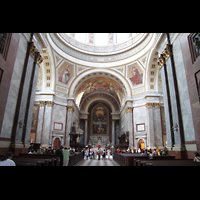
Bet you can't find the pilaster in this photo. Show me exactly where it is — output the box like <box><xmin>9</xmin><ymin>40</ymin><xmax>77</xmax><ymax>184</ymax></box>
<box><xmin>84</xmin><ymin>119</ymin><xmax>88</xmax><ymax>145</ymax></box>
<box><xmin>65</xmin><ymin>106</ymin><xmax>74</xmax><ymax>146</ymax></box>
<box><xmin>35</xmin><ymin>101</ymin><xmax>45</xmax><ymax>143</ymax></box>
<box><xmin>158</xmin><ymin>41</ymin><xmax>186</xmax><ymax>158</ymax></box>
<box><xmin>146</xmin><ymin>103</ymin><xmax>155</xmax><ymax>148</ymax></box>
<box><xmin>41</xmin><ymin>101</ymin><xmax>54</xmax><ymax>146</ymax></box>
<box><xmin>126</xmin><ymin>107</ymin><xmax>133</xmax><ymax>148</ymax></box>
<box><xmin>111</xmin><ymin>120</ymin><xmax>115</xmax><ymax>146</ymax></box>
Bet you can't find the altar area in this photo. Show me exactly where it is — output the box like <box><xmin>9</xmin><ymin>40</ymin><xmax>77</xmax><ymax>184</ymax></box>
<box><xmin>88</xmin><ymin>136</ymin><xmax>110</xmax><ymax>148</ymax></box>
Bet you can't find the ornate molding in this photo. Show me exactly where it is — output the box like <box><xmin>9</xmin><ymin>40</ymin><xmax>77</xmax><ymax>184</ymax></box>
<box><xmin>157</xmin><ymin>54</ymin><xmax>165</xmax><ymax>67</ymax></box>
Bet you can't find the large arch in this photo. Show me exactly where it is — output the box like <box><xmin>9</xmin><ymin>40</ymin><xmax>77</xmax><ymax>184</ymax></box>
<box><xmin>69</xmin><ymin>69</ymin><xmax>132</xmax><ymax>98</ymax></box>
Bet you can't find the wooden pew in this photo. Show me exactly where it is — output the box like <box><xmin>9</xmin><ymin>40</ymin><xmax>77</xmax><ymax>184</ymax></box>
<box><xmin>1</xmin><ymin>152</ymin><xmax>82</xmax><ymax>166</ymax></box>
<box><xmin>134</xmin><ymin>159</ymin><xmax>200</xmax><ymax>166</ymax></box>
<box><xmin>113</xmin><ymin>153</ymin><xmax>175</xmax><ymax>166</ymax></box>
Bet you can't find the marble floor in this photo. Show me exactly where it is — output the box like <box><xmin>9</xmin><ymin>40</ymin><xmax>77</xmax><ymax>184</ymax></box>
<box><xmin>73</xmin><ymin>157</ymin><xmax>120</xmax><ymax>166</ymax></box>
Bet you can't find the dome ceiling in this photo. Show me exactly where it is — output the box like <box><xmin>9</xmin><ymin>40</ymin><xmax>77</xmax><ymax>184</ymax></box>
<box><xmin>49</xmin><ymin>33</ymin><xmax>153</xmax><ymax>64</ymax></box>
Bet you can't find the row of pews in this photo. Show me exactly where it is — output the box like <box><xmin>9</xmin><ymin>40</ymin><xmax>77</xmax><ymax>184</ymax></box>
<box><xmin>0</xmin><ymin>152</ymin><xmax>83</xmax><ymax>166</ymax></box>
<box><xmin>113</xmin><ymin>153</ymin><xmax>200</xmax><ymax>166</ymax></box>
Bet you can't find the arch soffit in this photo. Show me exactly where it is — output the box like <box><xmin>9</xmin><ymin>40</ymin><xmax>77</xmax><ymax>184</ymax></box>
<box><xmin>69</xmin><ymin>69</ymin><xmax>131</xmax><ymax>97</ymax></box>
<box><xmin>145</xmin><ymin>46</ymin><xmax>159</xmax><ymax>91</ymax></box>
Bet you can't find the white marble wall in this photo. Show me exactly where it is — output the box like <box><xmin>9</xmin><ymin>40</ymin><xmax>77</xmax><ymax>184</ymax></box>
<box><xmin>35</xmin><ymin>103</ymin><xmax>45</xmax><ymax>143</ymax></box>
<box><xmin>41</xmin><ymin>103</ymin><xmax>53</xmax><ymax>146</ymax></box>
<box><xmin>1</xmin><ymin>34</ymin><xmax>28</xmax><ymax>138</ymax></box>
<box><xmin>24</xmin><ymin>63</ymin><xmax>40</xmax><ymax>144</ymax></box>
<box><xmin>51</xmin><ymin>104</ymin><xmax>67</xmax><ymax>145</ymax></box>
<box><xmin>172</xmin><ymin>34</ymin><xmax>196</xmax><ymax>142</ymax></box>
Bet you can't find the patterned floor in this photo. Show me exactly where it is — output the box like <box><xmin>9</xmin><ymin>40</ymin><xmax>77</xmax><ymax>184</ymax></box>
<box><xmin>73</xmin><ymin>158</ymin><xmax>120</xmax><ymax>166</ymax></box>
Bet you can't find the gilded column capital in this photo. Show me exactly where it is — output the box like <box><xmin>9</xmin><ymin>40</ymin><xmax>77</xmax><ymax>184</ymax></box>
<box><xmin>112</xmin><ymin>120</ymin><xmax>116</xmax><ymax>123</ymax></box>
<box><xmin>67</xmin><ymin>106</ymin><xmax>74</xmax><ymax>111</ymax></box>
<box><xmin>162</xmin><ymin>44</ymin><xmax>173</xmax><ymax>60</ymax></box>
<box><xmin>47</xmin><ymin>101</ymin><xmax>54</xmax><ymax>107</ymax></box>
<box><xmin>157</xmin><ymin>54</ymin><xmax>165</xmax><ymax>68</ymax></box>
<box><xmin>30</xmin><ymin>42</ymin><xmax>43</xmax><ymax>65</ymax></box>
<box><xmin>146</xmin><ymin>103</ymin><xmax>153</xmax><ymax>108</ymax></box>
<box><xmin>154</xmin><ymin>103</ymin><xmax>160</xmax><ymax>108</ymax></box>
<box><xmin>84</xmin><ymin>119</ymin><xmax>88</xmax><ymax>123</ymax></box>
<box><xmin>36</xmin><ymin>54</ymin><xmax>43</xmax><ymax>65</ymax></box>
<box><xmin>126</xmin><ymin>107</ymin><xmax>133</xmax><ymax>113</ymax></box>
<box><xmin>39</xmin><ymin>101</ymin><xmax>45</xmax><ymax>106</ymax></box>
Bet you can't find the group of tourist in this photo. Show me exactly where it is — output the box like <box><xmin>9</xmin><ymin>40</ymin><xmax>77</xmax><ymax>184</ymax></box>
<box><xmin>84</xmin><ymin>148</ymin><xmax>112</xmax><ymax>160</ymax></box>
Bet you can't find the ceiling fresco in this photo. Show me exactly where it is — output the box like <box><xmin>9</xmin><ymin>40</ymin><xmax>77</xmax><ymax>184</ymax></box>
<box><xmin>75</xmin><ymin>77</ymin><xmax>125</xmax><ymax>105</ymax></box>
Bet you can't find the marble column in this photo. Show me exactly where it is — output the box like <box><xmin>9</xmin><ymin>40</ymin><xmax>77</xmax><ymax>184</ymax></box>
<box><xmin>146</xmin><ymin>103</ymin><xmax>155</xmax><ymax>148</ymax></box>
<box><xmin>84</xmin><ymin>119</ymin><xmax>88</xmax><ymax>145</ymax></box>
<box><xmin>126</xmin><ymin>107</ymin><xmax>133</xmax><ymax>148</ymax></box>
<box><xmin>41</xmin><ymin>101</ymin><xmax>54</xmax><ymax>146</ymax></box>
<box><xmin>159</xmin><ymin>54</ymin><xmax>174</xmax><ymax>149</ymax></box>
<box><xmin>65</xmin><ymin>106</ymin><xmax>74</xmax><ymax>147</ymax></box>
<box><xmin>162</xmin><ymin>44</ymin><xmax>186</xmax><ymax>152</ymax></box>
<box><xmin>111</xmin><ymin>120</ymin><xmax>115</xmax><ymax>147</ymax></box>
<box><xmin>35</xmin><ymin>101</ymin><xmax>45</xmax><ymax>143</ymax></box>
<box><xmin>154</xmin><ymin>103</ymin><xmax>163</xmax><ymax>148</ymax></box>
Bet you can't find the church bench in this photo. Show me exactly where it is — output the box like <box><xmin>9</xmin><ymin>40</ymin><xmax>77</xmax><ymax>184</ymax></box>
<box><xmin>113</xmin><ymin>153</ymin><xmax>175</xmax><ymax>166</ymax></box>
<box><xmin>12</xmin><ymin>156</ymin><xmax>61</xmax><ymax>166</ymax></box>
<box><xmin>134</xmin><ymin>159</ymin><xmax>200</xmax><ymax>166</ymax></box>
<box><xmin>68</xmin><ymin>152</ymin><xmax>83</xmax><ymax>166</ymax></box>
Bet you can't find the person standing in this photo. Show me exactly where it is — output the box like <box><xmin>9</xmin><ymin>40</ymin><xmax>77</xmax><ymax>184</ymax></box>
<box><xmin>107</xmin><ymin>149</ymin><xmax>110</xmax><ymax>160</ymax></box>
<box><xmin>98</xmin><ymin>148</ymin><xmax>101</xmax><ymax>160</ymax></box>
<box><xmin>0</xmin><ymin>152</ymin><xmax>16</xmax><ymax>166</ymax></box>
<box><xmin>63</xmin><ymin>147</ymin><xmax>70</xmax><ymax>166</ymax></box>
<box><xmin>94</xmin><ymin>150</ymin><xmax>97</xmax><ymax>159</ymax></box>
<box><xmin>102</xmin><ymin>149</ymin><xmax>106</xmax><ymax>160</ymax></box>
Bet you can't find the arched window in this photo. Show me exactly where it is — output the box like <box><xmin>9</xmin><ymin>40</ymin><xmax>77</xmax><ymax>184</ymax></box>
<box><xmin>94</xmin><ymin>33</ymin><xmax>108</xmax><ymax>46</ymax></box>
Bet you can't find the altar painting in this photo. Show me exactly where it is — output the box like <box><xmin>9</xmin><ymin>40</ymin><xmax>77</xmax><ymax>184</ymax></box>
<box><xmin>92</xmin><ymin>104</ymin><xmax>108</xmax><ymax>135</ymax></box>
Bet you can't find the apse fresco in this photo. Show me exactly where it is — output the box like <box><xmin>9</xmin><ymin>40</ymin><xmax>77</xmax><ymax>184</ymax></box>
<box><xmin>128</xmin><ymin>64</ymin><xmax>143</xmax><ymax>86</ymax></box>
<box><xmin>75</xmin><ymin>77</ymin><xmax>124</xmax><ymax>99</ymax></box>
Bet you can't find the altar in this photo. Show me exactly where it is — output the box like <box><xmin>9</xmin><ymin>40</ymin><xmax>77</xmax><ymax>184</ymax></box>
<box><xmin>89</xmin><ymin>136</ymin><xmax>110</xmax><ymax>148</ymax></box>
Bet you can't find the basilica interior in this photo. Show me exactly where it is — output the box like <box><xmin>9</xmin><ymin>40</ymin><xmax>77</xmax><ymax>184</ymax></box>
<box><xmin>0</xmin><ymin>33</ymin><xmax>200</xmax><ymax>159</ymax></box>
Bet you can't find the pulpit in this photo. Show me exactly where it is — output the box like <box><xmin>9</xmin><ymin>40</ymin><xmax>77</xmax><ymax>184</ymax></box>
<box><xmin>69</xmin><ymin>123</ymin><xmax>84</xmax><ymax>151</ymax></box>
<box><xmin>115</xmin><ymin>131</ymin><xmax>129</xmax><ymax>151</ymax></box>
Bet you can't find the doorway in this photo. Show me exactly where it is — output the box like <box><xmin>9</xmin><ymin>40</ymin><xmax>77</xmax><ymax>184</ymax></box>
<box><xmin>138</xmin><ymin>139</ymin><xmax>145</xmax><ymax>151</ymax></box>
<box><xmin>54</xmin><ymin>138</ymin><xmax>61</xmax><ymax>149</ymax></box>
